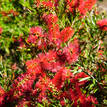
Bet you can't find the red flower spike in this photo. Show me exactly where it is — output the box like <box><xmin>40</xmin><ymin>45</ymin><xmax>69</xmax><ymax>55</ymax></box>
<box><xmin>86</xmin><ymin>96</ymin><xmax>98</xmax><ymax>105</ymax></box>
<box><xmin>78</xmin><ymin>0</ymin><xmax>96</xmax><ymax>16</ymax></box>
<box><xmin>67</xmin><ymin>0</ymin><xmax>79</xmax><ymax>13</ymax></box>
<box><xmin>61</xmin><ymin>27</ymin><xmax>74</xmax><ymax>42</ymax></box>
<box><xmin>0</xmin><ymin>86</ymin><xmax>5</xmax><ymax>107</ymax></box>
<box><xmin>54</xmin><ymin>0</ymin><xmax>60</xmax><ymax>7</ymax></box>
<box><xmin>60</xmin><ymin>99</ymin><xmax>66</xmax><ymax>106</ymax></box>
<box><xmin>42</xmin><ymin>1</ymin><xmax>54</xmax><ymax>9</ymax></box>
<box><xmin>43</xmin><ymin>13</ymin><xmax>58</xmax><ymax>26</ymax></box>
<box><xmin>66</xmin><ymin>0</ymin><xmax>96</xmax><ymax>16</ymax></box>
<box><xmin>30</xmin><ymin>26</ymin><xmax>43</xmax><ymax>35</ymax></box>
<box><xmin>0</xmin><ymin>27</ymin><xmax>3</xmax><ymax>34</ymax></box>
<box><xmin>52</xmin><ymin>68</ymin><xmax>70</xmax><ymax>89</ymax></box>
<box><xmin>0</xmin><ymin>86</ymin><xmax>5</xmax><ymax>105</ymax></box>
<box><xmin>27</xmin><ymin>34</ymin><xmax>38</xmax><ymax>44</ymax></box>
<box><xmin>96</xmin><ymin>19</ymin><xmax>107</xmax><ymax>31</ymax></box>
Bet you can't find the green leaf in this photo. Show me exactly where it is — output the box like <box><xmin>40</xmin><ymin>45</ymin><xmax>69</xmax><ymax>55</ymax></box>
<box><xmin>79</xmin><ymin>77</ymin><xmax>90</xmax><ymax>82</ymax></box>
<box><xmin>19</xmin><ymin>0</ymin><xmax>32</xmax><ymax>10</ymax></box>
<box><xmin>37</xmin><ymin>103</ymin><xmax>44</xmax><ymax>107</ymax></box>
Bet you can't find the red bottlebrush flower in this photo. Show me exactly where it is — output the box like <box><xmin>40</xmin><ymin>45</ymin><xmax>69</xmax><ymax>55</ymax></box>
<box><xmin>5</xmin><ymin>71</ymin><xmax>38</xmax><ymax>103</ymax></box>
<box><xmin>52</xmin><ymin>69</ymin><xmax>64</xmax><ymax>89</ymax></box>
<box><xmin>60</xmin><ymin>100</ymin><xmax>66</xmax><ymax>106</ymax></box>
<box><xmin>68</xmin><ymin>38</ymin><xmax>79</xmax><ymax>52</ymax></box>
<box><xmin>42</xmin><ymin>1</ymin><xmax>54</xmax><ymax>8</ymax></box>
<box><xmin>57</xmin><ymin>38</ymin><xmax>80</xmax><ymax>64</ymax></box>
<box><xmin>26</xmin><ymin>59</ymin><xmax>41</xmax><ymax>73</ymax></box>
<box><xmin>79</xmin><ymin>95</ymin><xmax>86</xmax><ymax>105</ymax></box>
<box><xmin>61</xmin><ymin>27</ymin><xmax>74</xmax><ymax>42</ymax></box>
<box><xmin>37</xmin><ymin>39</ymin><xmax>47</xmax><ymax>50</ymax></box>
<box><xmin>78</xmin><ymin>0</ymin><xmax>96</xmax><ymax>16</ymax></box>
<box><xmin>35</xmin><ymin>74</ymin><xmax>50</xmax><ymax>91</ymax></box>
<box><xmin>69</xmin><ymin>86</ymin><xmax>82</xmax><ymax>102</ymax></box>
<box><xmin>49</xmin><ymin>61</ymin><xmax>61</xmax><ymax>73</ymax></box>
<box><xmin>54</xmin><ymin>0</ymin><xmax>59</xmax><ymax>7</ymax></box>
<box><xmin>0</xmin><ymin>27</ymin><xmax>3</xmax><ymax>34</ymax></box>
<box><xmin>52</xmin><ymin>68</ymin><xmax>70</xmax><ymax>89</ymax></box>
<box><xmin>57</xmin><ymin>40</ymin><xmax>80</xmax><ymax>65</ymax></box>
<box><xmin>37</xmin><ymin>53</ymin><xmax>51</xmax><ymax>71</ymax></box>
<box><xmin>36</xmin><ymin>0</ymin><xmax>41</xmax><ymax>7</ymax></box>
<box><xmin>36</xmin><ymin>0</ymin><xmax>55</xmax><ymax>9</ymax></box>
<box><xmin>43</xmin><ymin>13</ymin><xmax>58</xmax><ymax>26</ymax></box>
<box><xmin>48</xmin><ymin>24</ymin><xmax>61</xmax><ymax>42</ymax></box>
<box><xmin>63</xmin><ymin>47</ymin><xmax>72</xmax><ymax>64</ymax></box>
<box><xmin>45</xmin><ymin>50</ymin><xmax>57</xmax><ymax>61</ymax></box>
<box><xmin>27</xmin><ymin>34</ymin><xmax>38</xmax><ymax>44</ymax></box>
<box><xmin>98</xmin><ymin>50</ymin><xmax>103</xmax><ymax>57</ymax></box>
<box><xmin>70</xmin><ymin>53</ymin><xmax>79</xmax><ymax>62</ymax></box>
<box><xmin>75</xmin><ymin>72</ymin><xmax>89</xmax><ymax>80</ymax></box>
<box><xmin>30</xmin><ymin>26</ymin><xmax>43</xmax><ymax>35</ymax></box>
<box><xmin>37</xmin><ymin>51</ymin><xmax>57</xmax><ymax>71</ymax></box>
<box><xmin>0</xmin><ymin>86</ymin><xmax>5</xmax><ymax>105</ymax></box>
<box><xmin>86</xmin><ymin>96</ymin><xmax>98</xmax><ymax>105</ymax></box>
<box><xmin>68</xmin><ymin>85</ymin><xmax>94</xmax><ymax>106</ymax></box>
<box><xmin>67</xmin><ymin>0</ymin><xmax>79</xmax><ymax>13</ymax></box>
<box><xmin>67</xmin><ymin>0</ymin><xmax>79</xmax><ymax>7</ymax></box>
<box><xmin>96</xmin><ymin>19</ymin><xmax>107</xmax><ymax>31</ymax></box>
<box><xmin>37</xmin><ymin>90</ymin><xmax>48</xmax><ymax>103</ymax></box>
<box><xmin>74</xmin><ymin>72</ymin><xmax>89</xmax><ymax>86</ymax></box>
<box><xmin>85</xmin><ymin>0</ymin><xmax>96</xmax><ymax>11</ymax></box>
<box><xmin>43</xmin><ymin>14</ymin><xmax>61</xmax><ymax>45</ymax></box>
<box><xmin>78</xmin><ymin>1</ymin><xmax>87</xmax><ymax>16</ymax></box>
<box><xmin>0</xmin><ymin>86</ymin><xmax>5</xmax><ymax>96</ymax></box>
<box><xmin>57</xmin><ymin>49</ymin><xmax>68</xmax><ymax>64</ymax></box>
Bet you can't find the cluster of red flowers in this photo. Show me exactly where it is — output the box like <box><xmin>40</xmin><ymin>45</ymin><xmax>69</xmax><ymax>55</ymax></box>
<box><xmin>1</xmin><ymin>0</ymin><xmax>106</xmax><ymax>106</ymax></box>
<box><xmin>0</xmin><ymin>56</ymin><xmax>98</xmax><ymax>106</ymax></box>
<box><xmin>27</xmin><ymin>26</ymin><xmax>46</xmax><ymax>50</ymax></box>
<box><xmin>26</xmin><ymin>13</ymin><xmax>75</xmax><ymax>51</ymax></box>
<box><xmin>66</xmin><ymin>0</ymin><xmax>96</xmax><ymax>16</ymax></box>
<box><xmin>35</xmin><ymin>0</ymin><xmax>96</xmax><ymax>16</ymax></box>
<box><xmin>36</xmin><ymin>0</ymin><xmax>59</xmax><ymax>9</ymax></box>
<box><xmin>0</xmin><ymin>13</ymin><xmax>98</xmax><ymax>106</ymax></box>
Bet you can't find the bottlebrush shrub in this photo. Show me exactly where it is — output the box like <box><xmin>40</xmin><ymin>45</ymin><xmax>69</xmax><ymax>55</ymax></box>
<box><xmin>0</xmin><ymin>0</ymin><xmax>107</xmax><ymax>107</ymax></box>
